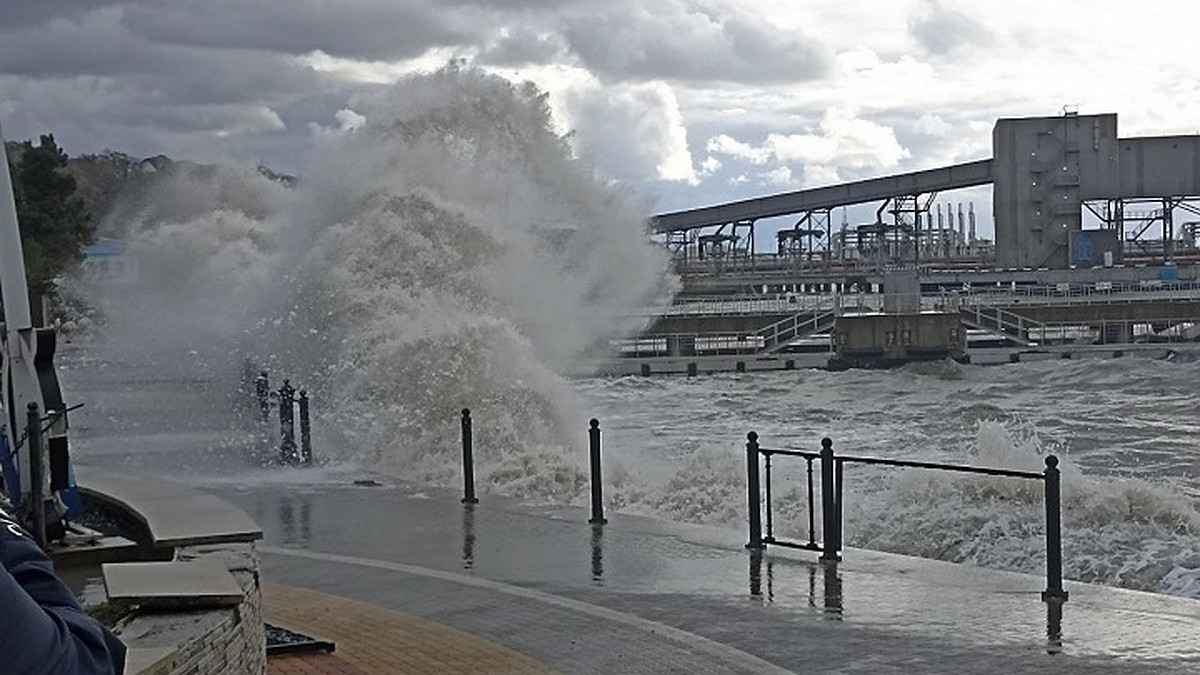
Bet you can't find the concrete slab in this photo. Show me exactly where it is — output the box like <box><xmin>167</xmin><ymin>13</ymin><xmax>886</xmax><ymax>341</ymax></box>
<box><xmin>103</xmin><ymin>560</ymin><xmax>245</xmax><ymax>609</ymax></box>
<box><xmin>122</xmin><ymin>646</ymin><xmax>175</xmax><ymax>675</ymax></box>
<box><xmin>50</xmin><ymin>535</ymin><xmax>139</xmax><ymax>569</ymax></box>
<box><xmin>79</xmin><ymin>467</ymin><xmax>262</xmax><ymax>548</ymax></box>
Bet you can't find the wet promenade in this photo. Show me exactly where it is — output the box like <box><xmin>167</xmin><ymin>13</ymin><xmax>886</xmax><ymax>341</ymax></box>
<box><xmin>61</xmin><ymin>342</ymin><xmax>1200</xmax><ymax>673</ymax></box>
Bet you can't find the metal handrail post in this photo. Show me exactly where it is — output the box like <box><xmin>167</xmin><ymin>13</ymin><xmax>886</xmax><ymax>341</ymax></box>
<box><xmin>745</xmin><ymin>432</ymin><xmax>763</xmax><ymax>549</ymax></box>
<box><xmin>806</xmin><ymin>457</ymin><xmax>816</xmax><ymax>547</ymax></box>
<box><xmin>820</xmin><ymin>437</ymin><xmax>840</xmax><ymax>561</ymax></box>
<box><xmin>1042</xmin><ymin>455</ymin><xmax>1068</xmax><ymax>601</ymax></box>
<box><xmin>763</xmin><ymin>452</ymin><xmax>774</xmax><ymax>541</ymax></box>
<box><xmin>832</xmin><ymin>457</ymin><xmax>844</xmax><ymax>556</ymax></box>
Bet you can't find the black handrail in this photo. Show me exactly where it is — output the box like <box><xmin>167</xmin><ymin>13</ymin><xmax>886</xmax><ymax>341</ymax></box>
<box><xmin>745</xmin><ymin>434</ymin><xmax>1068</xmax><ymax>602</ymax></box>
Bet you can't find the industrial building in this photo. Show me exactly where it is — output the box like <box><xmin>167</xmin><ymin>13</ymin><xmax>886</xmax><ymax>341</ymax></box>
<box><xmin>652</xmin><ymin>111</ymin><xmax>1200</xmax><ymax>272</ymax></box>
<box><xmin>619</xmin><ymin>111</ymin><xmax>1200</xmax><ymax>369</ymax></box>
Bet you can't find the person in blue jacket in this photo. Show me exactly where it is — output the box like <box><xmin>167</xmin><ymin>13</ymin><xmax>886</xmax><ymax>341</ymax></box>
<box><xmin>0</xmin><ymin>504</ymin><xmax>126</xmax><ymax>674</ymax></box>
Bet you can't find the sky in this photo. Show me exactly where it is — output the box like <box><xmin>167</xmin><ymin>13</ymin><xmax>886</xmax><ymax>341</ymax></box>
<box><xmin>3</xmin><ymin>1</ymin><xmax>1200</xmax><ymax>238</ymax></box>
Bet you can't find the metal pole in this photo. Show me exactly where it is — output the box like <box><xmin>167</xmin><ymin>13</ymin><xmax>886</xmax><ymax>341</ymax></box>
<box><xmin>806</xmin><ymin>457</ymin><xmax>816</xmax><ymax>547</ymax></box>
<box><xmin>588</xmin><ymin>419</ymin><xmax>606</xmax><ymax>524</ymax></box>
<box><xmin>461</xmin><ymin>409</ymin><xmax>478</xmax><ymax>504</ymax></box>
<box><xmin>763</xmin><ymin>452</ymin><xmax>774</xmax><ymax>541</ymax></box>
<box><xmin>26</xmin><ymin>402</ymin><xmax>45</xmax><ymax>549</ymax></box>
<box><xmin>298</xmin><ymin>390</ymin><xmax>312</xmax><ymax>465</ymax></box>
<box><xmin>745</xmin><ymin>431</ymin><xmax>763</xmax><ymax>549</ymax></box>
<box><xmin>278</xmin><ymin>380</ymin><xmax>296</xmax><ymax>465</ymax></box>
<box><xmin>820</xmin><ymin>437</ymin><xmax>839</xmax><ymax>561</ymax></box>
<box><xmin>256</xmin><ymin>371</ymin><xmax>270</xmax><ymax>422</ymax></box>
<box><xmin>1042</xmin><ymin>455</ymin><xmax>1069</xmax><ymax>601</ymax></box>
<box><xmin>834</xmin><ymin>458</ymin><xmax>844</xmax><ymax>556</ymax></box>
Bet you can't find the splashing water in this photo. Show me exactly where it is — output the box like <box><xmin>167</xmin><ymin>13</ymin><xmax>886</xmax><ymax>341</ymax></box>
<box><xmin>568</xmin><ymin>364</ymin><xmax>1200</xmax><ymax>600</ymax></box>
<box><xmin>90</xmin><ymin>65</ymin><xmax>676</xmax><ymax>502</ymax></box>
<box><xmin>843</xmin><ymin>421</ymin><xmax>1200</xmax><ymax>595</ymax></box>
<box><xmin>77</xmin><ymin>66</ymin><xmax>1200</xmax><ymax>602</ymax></box>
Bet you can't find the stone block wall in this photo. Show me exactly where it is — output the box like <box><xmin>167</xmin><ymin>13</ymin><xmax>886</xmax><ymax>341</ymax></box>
<box><xmin>115</xmin><ymin>541</ymin><xmax>266</xmax><ymax>675</ymax></box>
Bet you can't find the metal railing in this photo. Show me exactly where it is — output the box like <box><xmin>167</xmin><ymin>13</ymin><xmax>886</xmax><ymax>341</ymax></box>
<box><xmin>758</xmin><ymin>310</ymin><xmax>838</xmax><ymax>352</ymax></box>
<box><xmin>745</xmin><ymin>434</ymin><xmax>1068</xmax><ymax>602</ymax></box>
<box><xmin>960</xmin><ymin>304</ymin><xmax>1045</xmax><ymax>345</ymax></box>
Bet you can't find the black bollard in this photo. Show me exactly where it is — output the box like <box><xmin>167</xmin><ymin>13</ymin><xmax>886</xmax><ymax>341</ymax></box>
<box><xmin>461</xmin><ymin>502</ymin><xmax>476</xmax><ymax>569</ymax></box>
<box><xmin>588</xmin><ymin>419</ymin><xmax>606</xmax><ymax>524</ymax></box>
<box><xmin>298</xmin><ymin>390</ymin><xmax>312</xmax><ymax>465</ymax></box>
<box><xmin>819</xmin><ymin>437</ymin><xmax>840</xmax><ymax>562</ymax></box>
<box><xmin>255</xmin><ymin>371</ymin><xmax>270</xmax><ymax>422</ymax></box>
<box><xmin>279</xmin><ymin>380</ymin><xmax>296</xmax><ymax>465</ymax></box>
<box><xmin>590</xmin><ymin>523</ymin><xmax>605</xmax><ymax>582</ymax></box>
<box><xmin>1041</xmin><ymin>455</ymin><xmax>1069</xmax><ymax>601</ymax></box>
<box><xmin>461</xmin><ymin>409</ymin><xmax>478</xmax><ymax>504</ymax></box>
<box><xmin>745</xmin><ymin>431</ymin><xmax>763</xmax><ymax>549</ymax></box>
<box><xmin>26</xmin><ymin>403</ymin><xmax>46</xmax><ymax>549</ymax></box>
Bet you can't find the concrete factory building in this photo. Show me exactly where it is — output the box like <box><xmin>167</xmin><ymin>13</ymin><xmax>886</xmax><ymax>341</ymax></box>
<box><xmin>653</xmin><ymin>111</ymin><xmax>1200</xmax><ymax>272</ymax></box>
<box><xmin>994</xmin><ymin>113</ymin><xmax>1200</xmax><ymax>268</ymax></box>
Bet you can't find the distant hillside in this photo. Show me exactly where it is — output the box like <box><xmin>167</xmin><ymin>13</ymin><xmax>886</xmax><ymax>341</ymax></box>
<box><xmin>5</xmin><ymin>140</ymin><xmax>294</xmax><ymax>238</ymax></box>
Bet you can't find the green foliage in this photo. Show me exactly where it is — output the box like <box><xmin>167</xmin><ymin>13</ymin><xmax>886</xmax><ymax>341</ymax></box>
<box><xmin>6</xmin><ymin>135</ymin><xmax>94</xmax><ymax>297</ymax></box>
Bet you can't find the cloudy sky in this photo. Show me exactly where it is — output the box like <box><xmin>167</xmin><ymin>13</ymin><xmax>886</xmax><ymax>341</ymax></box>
<box><xmin>3</xmin><ymin>1</ymin><xmax>1200</xmax><ymax>234</ymax></box>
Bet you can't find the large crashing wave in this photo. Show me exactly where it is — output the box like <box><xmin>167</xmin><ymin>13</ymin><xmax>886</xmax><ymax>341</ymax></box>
<box><xmin>96</xmin><ymin>65</ymin><xmax>677</xmax><ymax>501</ymax></box>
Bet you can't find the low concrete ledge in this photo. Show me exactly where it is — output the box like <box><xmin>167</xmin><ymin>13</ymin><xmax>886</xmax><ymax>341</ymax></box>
<box><xmin>103</xmin><ymin>560</ymin><xmax>245</xmax><ymax>610</ymax></box>
<box><xmin>76</xmin><ymin>467</ymin><xmax>262</xmax><ymax>550</ymax></box>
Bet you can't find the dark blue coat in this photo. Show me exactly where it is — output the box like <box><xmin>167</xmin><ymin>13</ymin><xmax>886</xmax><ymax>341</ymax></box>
<box><xmin>0</xmin><ymin>508</ymin><xmax>126</xmax><ymax>674</ymax></box>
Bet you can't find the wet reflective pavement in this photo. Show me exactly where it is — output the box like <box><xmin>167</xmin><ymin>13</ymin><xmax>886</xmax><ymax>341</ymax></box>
<box><xmin>211</xmin><ymin>481</ymin><xmax>1200</xmax><ymax>673</ymax></box>
<box><xmin>61</xmin><ymin>343</ymin><xmax>1200</xmax><ymax>673</ymax></box>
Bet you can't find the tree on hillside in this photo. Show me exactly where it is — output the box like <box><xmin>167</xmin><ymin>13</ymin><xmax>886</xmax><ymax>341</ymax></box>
<box><xmin>6</xmin><ymin>135</ymin><xmax>93</xmax><ymax>322</ymax></box>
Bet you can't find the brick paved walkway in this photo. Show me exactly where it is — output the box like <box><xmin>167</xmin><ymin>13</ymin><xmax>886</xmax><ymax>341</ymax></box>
<box><xmin>264</xmin><ymin>582</ymin><xmax>556</xmax><ymax>674</ymax></box>
<box><xmin>269</xmin><ymin>652</ymin><xmax>369</xmax><ymax>675</ymax></box>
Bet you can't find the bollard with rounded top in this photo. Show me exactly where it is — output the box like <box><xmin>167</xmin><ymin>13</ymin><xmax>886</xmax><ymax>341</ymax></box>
<box><xmin>819</xmin><ymin>437</ymin><xmax>840</xmax><ymax>562</ymax></box>
<box><xmin>278</xmin><ymin>380</ymin><xmax>297</xmax><ymax>464</ymax></box>
<box><xmin>461</xmin><ymin>408</ymin><xmax>478</xmax><ymax>504</ymax></box>
<box><xmin>298</xmin><ymin>390</ymin><xmax>312</xmax><ymax>465</ymax></box>
<box><xmin>745</xmin><ymin>431</ymin><xmax>763</xmax><ymax>549</ymax></box>
<box><xmin>588</xmin><ymin>419</ymin><xmax>606</xmax><ymax>524</ymax></box>
<box><xmin>1041</xmin><ymin>455</ymin><xmax>1068</xmax><ymax>601</ymax></box>
<box><xmin>255</xmin><ymin>371</ymin><xmax>270</xmax><ymax>422</ymax></box>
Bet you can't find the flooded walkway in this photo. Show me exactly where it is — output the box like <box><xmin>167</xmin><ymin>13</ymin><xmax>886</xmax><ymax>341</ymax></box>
<box><xmin>60</xmin><ymin>342</ymin><xmax>1200</xmax><ymax>673</ymax></box>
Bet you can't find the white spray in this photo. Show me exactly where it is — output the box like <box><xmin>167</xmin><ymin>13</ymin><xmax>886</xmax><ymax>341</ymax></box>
<box><xmin>92</xmin><ymin>65</ymin><xmax>678</xmax><ymax>500</ymax></box>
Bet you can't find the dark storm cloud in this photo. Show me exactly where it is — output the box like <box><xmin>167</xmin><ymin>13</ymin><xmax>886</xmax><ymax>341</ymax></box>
<box><xmin>0</xmin><ymin>0</ymin><xmax>837</xmax><ymax>177</ymax></box>
<box><xmin>120</xmin><ymin>0</ymin><xmax>477</xmax><ymax>61</ymax></box>
<box><xmin>908</xmin><ymin>2</ymin><xmax>991</xmax><ymax>55</ymax></box>
<box><xmin>561</xmin><ymin>2</ymin><xmax>828</xmax><ymax>84</ymax></box>
<box><xmin>439</xmin><ymin>0</ymin><xmax>593</xmax><ymax>7</ymax></box>
<box><xmin>479</xmin><ymin>27</ymin><xmax>569</xmax><ymax>67</ymax></box>
<box><xmin>0</xmin><ymin>3</ymin><xmax>362</xmax><ymax>167</ymax></box>
<box><xmin>0</xmin><ymin>9</ymin><xmax>344</xmax><ymax>107</ymax></box>
<box><xmin>0</xmin><ymin>1</ymin><xmax>128</xmax><ymax>28</ymax></box>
